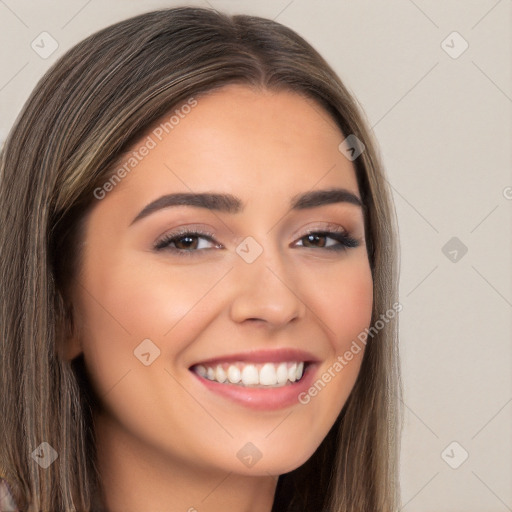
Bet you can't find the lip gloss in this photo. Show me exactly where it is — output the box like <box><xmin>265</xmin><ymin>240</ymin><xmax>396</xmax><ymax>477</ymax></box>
<box><xmin>189</xmin><ymin>362</ymin><xmax>318</xmax><ymax>411</ymax></box>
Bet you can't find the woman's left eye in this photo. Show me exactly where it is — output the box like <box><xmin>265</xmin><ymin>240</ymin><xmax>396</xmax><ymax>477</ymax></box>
<box><xmin>153</xmin><ymin>229</ymin><xmax>360</xmax><ymax>255</ymax></box>
<box><xmin>294</xmin><ymin>230</ymin><xmax>360</xmax><ymax>251</ymax></box>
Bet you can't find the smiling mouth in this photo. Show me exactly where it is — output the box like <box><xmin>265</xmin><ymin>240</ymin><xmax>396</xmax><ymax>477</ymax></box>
<box><xmin>190</xmin><ymin>361</ymin><xmax>310</xmax><ymax>388</ymax></box>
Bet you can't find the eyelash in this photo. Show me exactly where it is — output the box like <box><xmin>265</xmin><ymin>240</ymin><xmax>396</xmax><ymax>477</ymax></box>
<box><xmin>153</xmin><ymin>225</ymin><xmax>360</xmax><ymax>256</ymax></box>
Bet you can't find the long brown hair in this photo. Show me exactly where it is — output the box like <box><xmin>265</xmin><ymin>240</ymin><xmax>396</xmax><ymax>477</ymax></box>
<box><xmin>0</xmin><ymin>7</ymin><xmax>402</xmax><ymax>511</ymax></box>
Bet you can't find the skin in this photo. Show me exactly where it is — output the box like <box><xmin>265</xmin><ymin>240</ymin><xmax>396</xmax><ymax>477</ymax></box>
<box><xmin>65</xmin><ymin>84</ymin><xmax>373</xmax><ymax>512</ymax></box>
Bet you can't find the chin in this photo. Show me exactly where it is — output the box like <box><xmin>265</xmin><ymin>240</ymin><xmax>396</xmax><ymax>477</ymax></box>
<box><xmin>226</xmin><ymin>442</ymin><xmax>320</xmax><ymax>477</ymax></box>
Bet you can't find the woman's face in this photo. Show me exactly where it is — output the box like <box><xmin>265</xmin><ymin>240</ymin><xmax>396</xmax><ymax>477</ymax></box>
<box><xmin>69</xmin><ymin>84</ymin><xmax>373</xmax><ymax>476</ymax></box>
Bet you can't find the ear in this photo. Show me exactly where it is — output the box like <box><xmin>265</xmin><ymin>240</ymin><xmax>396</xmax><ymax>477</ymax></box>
<box><xmin>63</xmin><ymin>311</ymin><xmax>83</xmax><ymax>361</ymax></box>
<box><xmin>55</xmin><ymin>292</ymin><xmax>83</xmax><ymax>361</ymax></box>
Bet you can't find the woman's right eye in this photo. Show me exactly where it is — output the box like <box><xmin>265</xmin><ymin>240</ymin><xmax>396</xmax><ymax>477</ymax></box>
<box><xmin>154</xmin><ymin>230</ymin><xmax>221</xmax><ymax>255</ymax></box>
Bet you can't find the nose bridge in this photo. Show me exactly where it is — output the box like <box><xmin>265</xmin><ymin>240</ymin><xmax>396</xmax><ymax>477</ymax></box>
<box><xmin>229</xmin><ymin>233</ymin><xmax>306</xmax><ymax>326</ymax></box>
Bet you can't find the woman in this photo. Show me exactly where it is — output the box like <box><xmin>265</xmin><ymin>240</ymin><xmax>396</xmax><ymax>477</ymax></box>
<box><xmin>0</xmin><ymin>7</ymin><xmax>402</xmax><ymax>511</ymax></box>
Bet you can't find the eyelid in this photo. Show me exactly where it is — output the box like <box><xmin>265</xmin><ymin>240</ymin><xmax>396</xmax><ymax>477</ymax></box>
<box><xmin>154</xmin><ymin>224</ymin><xmax>216</xmax><ymax>241</ymax></box>
<box><xmin>153</xmin><ymin>221</ymin><xmax>360</xmax><ymax>253</ymax></box>
<box><xmin>153</xmin><ymin>225</ymin><xmax>220</xmax><ymax>251</ymax></box>
<box><xmin>289</xmin><ymin>221</ymin><xmax>353</xmax><ymax>241</ymax></box>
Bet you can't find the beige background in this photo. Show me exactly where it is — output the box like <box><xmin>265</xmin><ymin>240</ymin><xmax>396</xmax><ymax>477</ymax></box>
<box><xmin>1</xmin><ymin>1</ymin><xmax>511</xmax><ymax>510</ymax></box>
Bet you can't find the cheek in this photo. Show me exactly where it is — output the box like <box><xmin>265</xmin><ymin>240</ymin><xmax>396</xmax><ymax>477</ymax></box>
<box><xmin>297</xmin><ymin>257</ymin><xmax>373</xmax><ymax>419</ymax></box>
<box><xmin>310</xmin><ymin>256</ymin><xmax>374</xmax><ymax>351</ymax></box>
<box><xmin>332</xmin><ymin>273</ymin><xmax>373</xmax><ymax>351</ymax></box>
<box><xmin>73</xmin><ymin>253</ymin><xmax>231</xmax><ymax>454</ymax></box>
<box><xmin>113</xmin><ymin>257</ymin><xmax>234</xmax><ymax>343</ymax></box>
<box><xmin>75</xmin><ymin>249</ymin><xmax>232</xmax><ymax>373</ymax></box>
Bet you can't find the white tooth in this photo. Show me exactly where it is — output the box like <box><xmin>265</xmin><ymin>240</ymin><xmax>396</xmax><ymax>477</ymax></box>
<box><xmin>215</xmin><ymin>364</ymin><xmax>227</xmax><ymax>383</ymax></box>
<box><xmin>241</xmin><ymin>364</ymin><xmax>259</xmax><ymax>386</ymax></box>
<box><xmin>206</xmin><ymin>366</ymin><xmax>215</xmax><ymax>380</ymax></box>
<box><xmin>259</xmin><ymin>363</ymin><xmax>277</xmax><ymax>386</ymax></box>
<box><xmin>276</xmin><ymin>363</ymin><xmax>288</xmax><ymax>384</ymax></box>
<box><xmin>227</xmin><ymin>365</ymin><xmax>241</xmax><ymax>384</ymax></box>
<box><xmin>288</xmin><ymin>362</ymin><xmax>297</xmax><ymax>382</ymax></box>
<box><xmin>195</xmin><ymin>365</ymin><xmax>207</xmax><ymax>378</ymax></box>
<box><xmin>296</xmin><ymin>362</ymin><xmax>304</xmax><ymax>380</ymax></box>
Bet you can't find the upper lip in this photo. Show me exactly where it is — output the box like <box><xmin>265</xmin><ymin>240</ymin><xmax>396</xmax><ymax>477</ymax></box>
<box><xmin>189</xmin><ymin>348</ymin><xmax>321</xmax><ymax>367</ymax></box>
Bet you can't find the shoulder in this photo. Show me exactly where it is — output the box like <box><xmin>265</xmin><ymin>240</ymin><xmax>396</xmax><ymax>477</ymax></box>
<box><xmin>0</xmin><ymin>478</ymin><xmax>18</xmax><ymax>512</ymax></box>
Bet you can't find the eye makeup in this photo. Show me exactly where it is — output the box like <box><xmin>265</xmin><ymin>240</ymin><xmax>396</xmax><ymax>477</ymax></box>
<box><xmin>152</xmin><ymin>223</ymin><xmax>360</xmax><ymax>257</ymax></box>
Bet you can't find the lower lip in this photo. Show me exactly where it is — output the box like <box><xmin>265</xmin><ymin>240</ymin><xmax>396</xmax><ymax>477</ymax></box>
<box><xmin>189</xmin><ymin>363</ymin><xmax>318</xmax><ymax>411</ymax></box>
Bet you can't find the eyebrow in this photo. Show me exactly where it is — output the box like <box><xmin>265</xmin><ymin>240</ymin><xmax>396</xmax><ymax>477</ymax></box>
<box><xmin>129</xmin><ymin>187</ymin><xmax>363</xmax><ymax>226</ymax></box>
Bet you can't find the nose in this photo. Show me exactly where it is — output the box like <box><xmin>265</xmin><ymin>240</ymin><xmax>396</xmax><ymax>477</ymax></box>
<box><xmin>229</xmin><ymin>246</ymin><xmax>307</xmax><ymax>328</ymax></box>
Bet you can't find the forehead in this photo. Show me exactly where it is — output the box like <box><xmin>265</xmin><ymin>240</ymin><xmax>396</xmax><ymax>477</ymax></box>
<box><xmin>103</xmin><ymin>84</ymin><xmax>360</xmax><ymax>207</ymax></box>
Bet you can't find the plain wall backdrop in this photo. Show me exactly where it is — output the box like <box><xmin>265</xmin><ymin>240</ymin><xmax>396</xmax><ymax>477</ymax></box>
<box><xmin>1</xmin><ymin>1</ymin><xmax>511</xmax><ymax>510</ymax></box>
